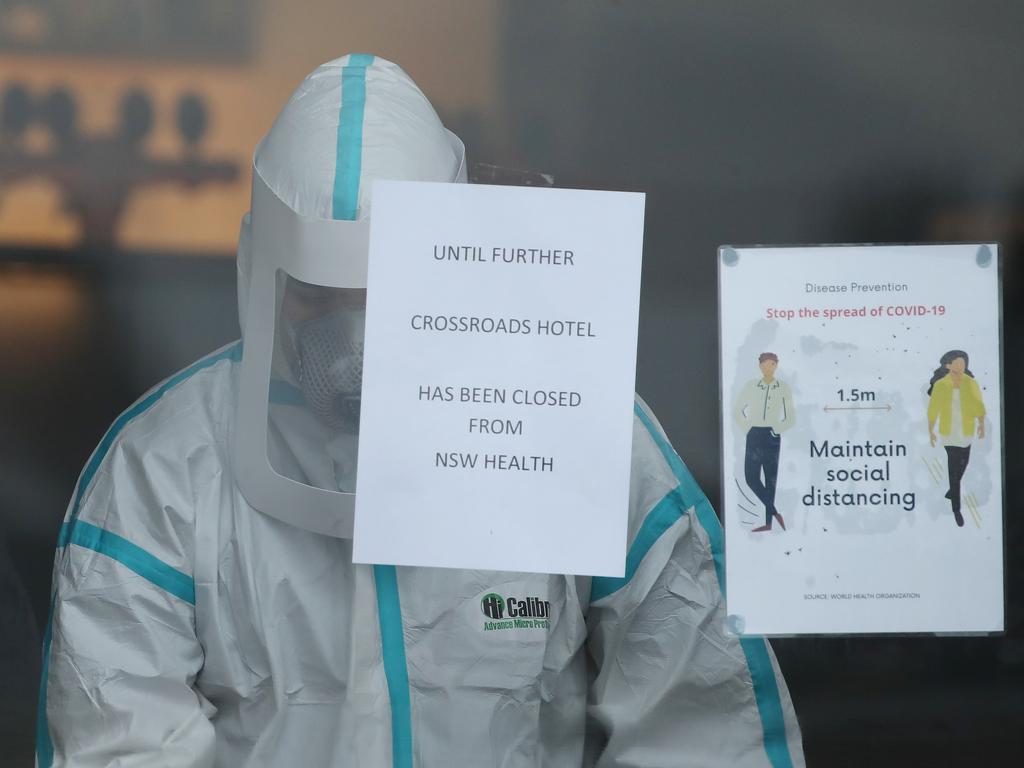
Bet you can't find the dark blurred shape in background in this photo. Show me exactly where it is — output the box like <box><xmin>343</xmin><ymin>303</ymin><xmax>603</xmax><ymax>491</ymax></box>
<box><xmin>177</xmin><ymin>92</ymin><xmax>208</xmax><ymax>148</ymax></box>
<box><xmin>1</xmin><ymin>80</ymin><xmax>32</xmax><ymax>135</ymax></box>
<box><xmin>0</xmin><ymin>81</ymin><xmax>238</xmax><ymax>248</ymax></box>
<box><xmin>1</xmin><ymin>1</ymin><xmax>1022</xmax><ymax>766</ymax></box>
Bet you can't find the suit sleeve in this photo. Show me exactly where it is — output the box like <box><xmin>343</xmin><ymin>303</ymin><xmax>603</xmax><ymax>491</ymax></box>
<box><xmin>37</xmin><ymin>423</ymin><xmax>215</xmax><ymax>767</ymax></box>
<box><xmin>585</xmin><ymin>403</ymin><xmax>804</xmax><ymax>768</ymax></box>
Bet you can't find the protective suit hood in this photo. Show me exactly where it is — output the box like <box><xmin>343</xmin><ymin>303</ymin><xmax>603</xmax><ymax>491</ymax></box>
<box><xmin>237</xmin><ymin>53</ymin><xmax>466</xmax><ymax>335</ymax></box>
<box><xmin>234</xmin><ymin>54</ymin><xmax>466</xmax><ymax>537</ymax></box>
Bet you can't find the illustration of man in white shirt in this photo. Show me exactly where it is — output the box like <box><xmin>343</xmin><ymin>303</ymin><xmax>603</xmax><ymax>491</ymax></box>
<box><xmin>733</xmin><ymin>352</ymin><xmax>796</xmax><ymax>532</ymax></box>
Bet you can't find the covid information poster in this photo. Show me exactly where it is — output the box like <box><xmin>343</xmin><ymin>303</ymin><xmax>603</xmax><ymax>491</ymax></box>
<box><xmin>719</xmin><ymin>244</ymin><xmax>1003</xmax><ymax>635</ymax></box>
<box><xmin>354</xmin><ymin>181</ymin><xmax>645</xmax><ymax>576</ymax></box>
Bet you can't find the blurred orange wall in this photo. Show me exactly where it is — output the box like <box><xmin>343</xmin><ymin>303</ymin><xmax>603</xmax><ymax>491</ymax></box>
<box><xmin>0</xmin><ymin>0</ymin><xmax>500</xmax><ymax>253</ymax></box>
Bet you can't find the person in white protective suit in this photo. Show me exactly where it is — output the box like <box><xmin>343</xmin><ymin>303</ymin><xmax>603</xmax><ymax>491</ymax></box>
<box><xmin>37</xmin><ymin>54</ymin><xmax>805</xmax><ymax>767</ymax></box>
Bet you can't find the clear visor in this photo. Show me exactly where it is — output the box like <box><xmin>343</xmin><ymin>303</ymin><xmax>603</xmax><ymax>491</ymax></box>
<box><xmin>267</xmin><ymin>271</ymin><xmax>366</xmax><ymax>494</ymax></box>
<box><xmin>234</xmin><ymin>138</ymin><xmax>466</xmax><ymax>538</ymax></box>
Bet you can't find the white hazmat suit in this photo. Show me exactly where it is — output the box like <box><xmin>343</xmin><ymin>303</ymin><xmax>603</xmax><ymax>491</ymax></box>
<box><xmin>37</xmin><ymin>54</ymin><xmax>804</xmax><ymax>767</ymax></box>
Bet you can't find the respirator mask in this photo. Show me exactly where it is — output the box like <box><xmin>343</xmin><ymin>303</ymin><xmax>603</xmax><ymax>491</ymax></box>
<box><xmin>286</xmin><ymin>304</ymin><xmax>366</xmax><ymax>432</ymax></box>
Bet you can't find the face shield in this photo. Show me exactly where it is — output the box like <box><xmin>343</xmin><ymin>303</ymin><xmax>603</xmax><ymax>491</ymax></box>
<box><xmin>235</xmin><ymin>133</ymin><xmax>465</xmax><ymax>537</ymax></box>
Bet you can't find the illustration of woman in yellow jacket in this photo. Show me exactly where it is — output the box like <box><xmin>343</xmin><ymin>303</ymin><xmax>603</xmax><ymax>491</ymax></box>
<box><xmin>926</xmin><ymin>350</ymin><xmax>986</xmax><ymax>527</ymax></box>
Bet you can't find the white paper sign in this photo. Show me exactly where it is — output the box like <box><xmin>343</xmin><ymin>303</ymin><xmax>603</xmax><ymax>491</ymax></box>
<box><xmin>719</xmin><ymin>244</ymin><xmax>1004</xmax><ymax>635</ymax></box>
<box><xmin>354</xmin><ymin>181</ymin><xmax>645</xmax><ymax>575</ymax></box>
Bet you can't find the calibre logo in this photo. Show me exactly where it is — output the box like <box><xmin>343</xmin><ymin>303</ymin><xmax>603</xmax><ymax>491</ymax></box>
<box><xmin>481</xmin><ymin>593</ymin><xmax>505</xmax><ymax>619</ymax></box>
<box><xmin>479</xmin><ymin>591</ymin><xmax>553</xmax><ymax>632</ymax></box>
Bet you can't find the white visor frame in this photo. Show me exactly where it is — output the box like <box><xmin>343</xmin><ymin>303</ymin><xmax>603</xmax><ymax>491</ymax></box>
<box><xmin>234</xmin><ymin>131</ymin><xmax>466</xmax><ymax>538</ymax></box>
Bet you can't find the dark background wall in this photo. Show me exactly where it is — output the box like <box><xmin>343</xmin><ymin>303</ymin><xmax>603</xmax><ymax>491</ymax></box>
<box><xmin>497</xmin><ymin>3</ymin><xmax>1024</xmax><ymax>765</ymax></box>
<box><xmin>2</xmin><ymin>2</ymin><xmax>1022</xmax><ymax>765</ymax></box>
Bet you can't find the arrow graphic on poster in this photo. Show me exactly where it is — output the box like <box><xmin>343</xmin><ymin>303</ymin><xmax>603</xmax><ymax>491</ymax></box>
<box><xmin>823</xmin><ymin>404</ymin><xmax>893</xmax><ymax>412</ymax></box>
